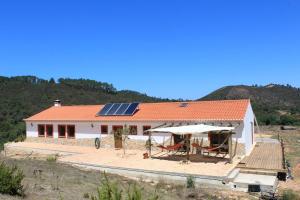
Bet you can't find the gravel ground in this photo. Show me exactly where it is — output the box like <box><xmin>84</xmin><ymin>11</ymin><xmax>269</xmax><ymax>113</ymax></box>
<box><xmin>0</xmin><ymin>155</ymin><xmax>253</xmax><ymax>200</ymax></box>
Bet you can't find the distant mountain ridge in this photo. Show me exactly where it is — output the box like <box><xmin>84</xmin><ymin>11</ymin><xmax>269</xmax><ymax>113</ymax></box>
<box><xmin>200</xmin><ymin>84</ymin><xmax>300</xmax><ymax>125</ymax></box>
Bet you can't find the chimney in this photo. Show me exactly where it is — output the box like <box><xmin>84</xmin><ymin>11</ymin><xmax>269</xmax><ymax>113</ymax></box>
<box><xmin>54</xmin><ymin>99</ymin><xmax>61</xmax><ymax>107</ymax></box>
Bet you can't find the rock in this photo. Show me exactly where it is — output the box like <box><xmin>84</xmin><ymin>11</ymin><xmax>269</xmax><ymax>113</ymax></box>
<box><xmin>281</xmin><ymin>126</ymin><xmax>297</xmax><ymax>130</ymax></box>
<box><xmin>186</xmin><ymin>192</ymin><xmax>197</xmax><ymax>198</ymax></box>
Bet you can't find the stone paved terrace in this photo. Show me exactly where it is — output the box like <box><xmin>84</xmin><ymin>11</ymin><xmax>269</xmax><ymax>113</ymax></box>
<box><xmin>4</xmin><ymin>142</ymin><xmax>240</xmax><ymax>177</ymax></box>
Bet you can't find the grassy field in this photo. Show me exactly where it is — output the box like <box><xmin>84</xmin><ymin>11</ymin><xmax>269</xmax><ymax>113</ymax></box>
<box><xmin>0</xmin><ymin>155</ymin><xmax>253</xmax><ymax>200</ymax></box>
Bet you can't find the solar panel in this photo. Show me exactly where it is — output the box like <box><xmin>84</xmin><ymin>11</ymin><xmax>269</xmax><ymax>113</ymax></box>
<box><xmin>97</xmin><ymin>103</ymin><xmax>113</xmax><ymax>116</ymax></box>
<box><xmin>106</xmin><ymin>103</ymin><xmax>122</xmax><ymax>115</ymax></box>
<box><xmin>124</xmin><ymin>102</ymin><xmax>139</xmax><ymax>115</ymax></box>
<box><xmin>115</xmin><ymin>103</ymin><xmax>130</xmax><ymax>115</ymax></box>
<box><xmin>98</xmin><ymin>102</ymin><xmax>139</xmax><ymax>116</ymax></box>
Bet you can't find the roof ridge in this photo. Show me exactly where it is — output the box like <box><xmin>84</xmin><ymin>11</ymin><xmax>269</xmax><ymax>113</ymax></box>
<box><xmin>52</xmin><ymin>99</ymin><xmax>250</xmax><ymax>107</ymax></box>
<box><xmin>59</xmin><ymin>105</ymin><xmax>102</xmax><ymax>107</ymax></box>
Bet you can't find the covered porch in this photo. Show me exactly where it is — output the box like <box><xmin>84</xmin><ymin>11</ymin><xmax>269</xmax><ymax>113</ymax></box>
<box><xmin>146</xmin><ymin>124</ymin><xmax>236</xmax><ymax>163</ymax></box>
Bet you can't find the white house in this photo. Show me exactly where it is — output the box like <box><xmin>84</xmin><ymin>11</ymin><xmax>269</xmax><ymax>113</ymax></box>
<box><xmin>24</xmin><ymin>99</ymin><xmax>256</xmax><ymax>155</ymax></box>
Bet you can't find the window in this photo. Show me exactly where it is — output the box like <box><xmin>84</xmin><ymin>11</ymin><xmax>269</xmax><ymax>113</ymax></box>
<box><xmin>112</xmin><ymin>126</ymin><xmax>123</xmax><ymax>132</ymax></box>
<box><xmin>38</xmin><ymin>124</ymin><xmax>45</xmax><ymax>137</ymax></box>
<box><xmin>101</xmin><ymin>125</ymin><xmax>108</xmax><ymax>134</ymax></box>
<box><xmin>143</xmin><ymin>126</ymin><xmax>151</xmax><ymax>135</ymax></box>
<box><xmin>58</xmin><ymin>125</ymin><xmax>66</xmax><ymax>138</ymax></box>
<box><xmin>129</xmin><ymin>125</ymin><xmax>137</xmax><ymax>135</ymax></box>
<box><xmin>46</xmin><ymin>125</ymin><xmax>53</xmax><ymax>137</ymax></box>
<box><xmin>67</xmin><ymin>125</ymin><xmax>75</xmax><ymax>138</ymax></box>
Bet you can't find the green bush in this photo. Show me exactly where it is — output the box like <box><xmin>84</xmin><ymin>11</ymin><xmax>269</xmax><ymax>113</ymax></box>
<box><xmin>127</xmin><ymin>184</ymin><xmax>142</xmax><ymax>200</ymax></box>
<box><xmin>90</xmin><ymin>172</ymin><xmax>159</xmax><ymax>200</ymax></box>
<box><xmin>0</xmin><ymin>162</ymin><xmax>24</xmax><ymax>196</ymax></box>
<box><xmin>282</xmin><ymin>190</ymin><xmax>300</xmax><ymax>200</ymax></box>
<box><xmin>14</xmin><ymin>134</ymin><xmax>26</xmax><ymax>143</ymax></box>
<box><xmin>91</xmin><ymin>172</ymin><xmax>122</xmax><ymax>200</ymax></box>
<box><xmin>186</xmin><ymin>176</ymin><xmax>195</xmax><ymax>189</ymax></box>
<box><xmin>280</xmin><ymin>115</ymin><xmax>300</xmax><ymax>126</ymax></box>
<box><xmin>46</xmin><ymin>154</ymin><xmax>58</xmax><ymax>162</ymax></box>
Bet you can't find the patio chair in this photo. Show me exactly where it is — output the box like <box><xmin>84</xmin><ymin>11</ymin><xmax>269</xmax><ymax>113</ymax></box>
<box><xmin>192</xmin><ymin>134</ymin><xmax>230</xmax><ymax>157</ymax></box>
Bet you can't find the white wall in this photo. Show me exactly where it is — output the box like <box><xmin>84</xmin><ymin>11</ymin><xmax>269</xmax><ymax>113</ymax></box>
<box><xmin>242</xmin><ymin>103</ymin><xmax>255</xmax><ymax>155</ymax></box>
<box><xmin>26</xmin><ymin>120</ymin><xmax>246</xmax><ymax>144</ymax></box>
<box><xmin>26</xmin><ymin>122</ymin><xmax>39</xmax><ymax>137</ymax></box>
<box><xmin>26</xmin><ymin>118</ymin><xmax>254</xmax><ymax>156</ymax></box>
<box><xmin>26</xmin><ymin>121</ymin><xmax>101</xmax><ymax>139</ymax></box>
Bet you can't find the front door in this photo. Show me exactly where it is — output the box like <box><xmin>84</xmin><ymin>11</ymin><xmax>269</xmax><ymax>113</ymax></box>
<box><xmin>113</xmin><ymin>126</ymin><xmax>123</xmax><ymax>149</ymax></box>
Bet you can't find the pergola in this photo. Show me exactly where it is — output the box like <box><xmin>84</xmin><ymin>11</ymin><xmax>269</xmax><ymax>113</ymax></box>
<box><xmin>146</xmin><ymin>124</ymin><xmax>236</xmax><ymax>163</ymax></box>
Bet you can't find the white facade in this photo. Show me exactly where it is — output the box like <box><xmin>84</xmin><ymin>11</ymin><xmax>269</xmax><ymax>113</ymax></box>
<box><xmin>25</xmin><ymin>102</ymin><xmax>255</xmax><ymax>155</ymax></box>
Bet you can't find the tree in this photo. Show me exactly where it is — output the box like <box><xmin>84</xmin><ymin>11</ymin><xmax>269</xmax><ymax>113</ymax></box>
<box><xmin>121</xmin><ymin>125</ymin><xmax>130</xmax><ymax>157</ymax></box>
<box><xmin>49</xmin><ymin>78</ymin><xmax>55</xmax><ymax>84</ymax></box>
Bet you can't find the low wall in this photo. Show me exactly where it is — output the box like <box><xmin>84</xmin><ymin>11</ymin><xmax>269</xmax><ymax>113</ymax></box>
<box><xmin>25</xmin><ymin>136</ymin><xmax>151</xmax><ymax>151</ymax></box>
<box><xmin>26</xmin><ymin>137</ymin><xmax>95</xmax><ymax>147</ymax></box>
<box><xmin>25</xmin><ymin>136</ymin><xmax>245</xmax><ymax>155</ymax></box>
<box><xmin>101</xmin><ymin>135</ymin><xmax>148</xmax><ymax>150</ymax></box>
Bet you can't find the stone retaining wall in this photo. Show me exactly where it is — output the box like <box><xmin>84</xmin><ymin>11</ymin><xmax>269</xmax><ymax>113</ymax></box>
<box><xmin>25</xmin><ymin>136</ymin><xmax>245</xmax><ymax>155</ymax></box>
<box><xmin>101</xmin><ymin>135</ymin><xmax>148</xmax><ymax>150</ymax></box>
<box><xmin>26</xmin><ymin>137</ymin><xmax>95</xmax><ymax>147</ymax></box>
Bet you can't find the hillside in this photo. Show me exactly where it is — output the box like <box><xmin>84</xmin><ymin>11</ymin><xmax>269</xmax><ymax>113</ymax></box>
<box><xmin>0</xmin><ymin>76</ymin><xmax>171</xmax><ymax>148</ymax></box>
<box><xmin>201</xmin><ymin>84</ymin><xmax>300</xmax><ymax>125</ymax></box>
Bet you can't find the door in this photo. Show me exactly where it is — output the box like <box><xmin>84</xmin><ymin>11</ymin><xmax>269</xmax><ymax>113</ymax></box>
<box><xmin>113</xmin><ymin>126</ymin><xmax>123</xmax><ymax>149</ymax></box>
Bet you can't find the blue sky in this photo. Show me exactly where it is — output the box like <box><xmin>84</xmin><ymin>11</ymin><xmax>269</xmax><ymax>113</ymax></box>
<box><xmin>0</xmin><ymin>0</ymin><xmax>300</xmax><ymax>99</ymax></box>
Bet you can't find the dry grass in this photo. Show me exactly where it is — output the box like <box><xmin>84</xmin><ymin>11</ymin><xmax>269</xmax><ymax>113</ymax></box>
<box><xmin>0</xmin><ymin>155</ymin><xmax>253</xmax><ymax>200</ymax></box>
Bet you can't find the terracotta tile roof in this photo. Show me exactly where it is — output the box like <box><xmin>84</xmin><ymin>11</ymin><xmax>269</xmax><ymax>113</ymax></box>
<box><xmin>24</xmin><ymin>99</ymin><xmax>250</xmax><ymax>122</ymax></box>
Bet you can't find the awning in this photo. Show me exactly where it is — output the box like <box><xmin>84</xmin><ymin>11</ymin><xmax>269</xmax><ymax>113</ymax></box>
<box><xmin>146</xmin><ymin>124</ymin><xmax>235</xmax><ymax>136</ymax></box>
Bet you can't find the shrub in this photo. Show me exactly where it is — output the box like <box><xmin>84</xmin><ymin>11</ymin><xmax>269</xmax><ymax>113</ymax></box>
<box><xmin>83</xmin><ymin>192</ymin><xmax>90</xmax><ymax>199</ymax></box>
<box><xmin>91</xmin><ymin>172</ymin><xmax>122</xmax><ymax>200</ymax></box>
<box><xmin>0</xmin><ymin>162</ymin><xmax>24</xmax><ymax>196</ymax></box>
<box><xmin>148</xmin><ymin>192</ymin><xmax>159</xmax><ymax>200</ymax></box>
<box><xmin>46</xmin><ymin>155</ymin><xmax>58</xmax><ymax>162</ymax></box>
<box><xmin>14</xmin><ymin>134</ymin><xmax>25</xmax><ymax>143</ymax></box>
<box><xmin>127</xmin><ymin>184</ymin><xmax>142</xmax><ymax>200</ymax></box>
<box><xmin>90</xmin><ymin>172</ymin><xmax>159</xmax><ymax>200</ymax></box>
<box><xmin>282</xmin><ymin>190</ymin><xmax>300</xmax><ymax>200</ymax></box>
<box><xmin>186</xmin><ymin>176</ymin><xmax>195</xmax><ymax>189</ymax></box>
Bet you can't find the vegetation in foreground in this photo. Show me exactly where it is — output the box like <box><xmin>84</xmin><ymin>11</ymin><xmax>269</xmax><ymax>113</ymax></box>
<box><xmin>282</xmin><ymin>190</ymin><xmax>300</xmax><ymax>200</ymax></box>
<box><xmin>0</xmin><ymin>155</ymin><xmax>255</xmax><ymax>200</ymax></box>
<box><xmin>0</xmin><ymin>162</ymin><xmax>24</xmax><ymax>196</ymax></box>
<box><xmin>90</xmin><ymin>172</ymin><xmax>159</xmax><ymax>200</ymax></box>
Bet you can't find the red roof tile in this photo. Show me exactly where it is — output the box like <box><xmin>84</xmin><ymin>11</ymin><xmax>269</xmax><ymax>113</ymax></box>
<box><xmin>24</xmin><ymin>99</ymin><xmax>250</xmax><ymax>122</ymax></box>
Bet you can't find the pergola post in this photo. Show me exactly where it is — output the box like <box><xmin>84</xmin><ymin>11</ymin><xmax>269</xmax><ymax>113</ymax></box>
<box><xmin>186</xmin><ymin>134</ymin><xmax>191</xmax><ymax>161</ymax></box>
<box><xmin>228</xmin><ymin>132</ymin><xmax>233</xmax><ymax>163</ymax></box>
<box><xmin>148</xmin><ymin>132</ymin><xmax>152</xmax><ymax>158</ymax></box>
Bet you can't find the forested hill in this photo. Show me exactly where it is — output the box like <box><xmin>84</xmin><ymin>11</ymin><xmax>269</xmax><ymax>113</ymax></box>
<box><xmin>0</xmin><ymin>76</ymin><xmax>171</xmax><ymax>148</ymax></box>
<box><xmin>201</xmin><ymin>84</ymin><xmax>300</xmax><ymax>125</ymax></box>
